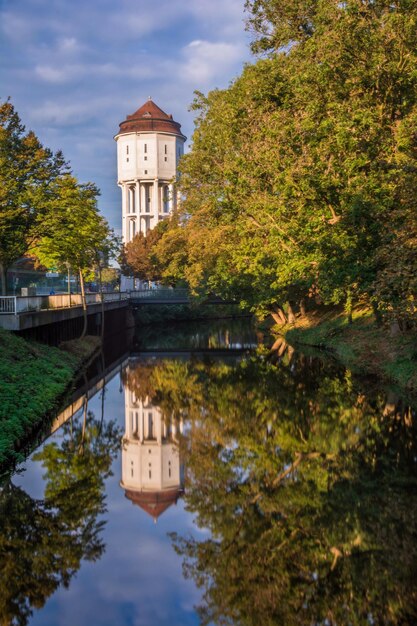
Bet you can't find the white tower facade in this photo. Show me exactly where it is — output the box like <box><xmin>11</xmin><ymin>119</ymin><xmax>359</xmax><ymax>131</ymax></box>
<box><xmin>115</xmin><ymin>99</ymin><xmax>186</xmax><ymax>245</ymax></box>
<box><xmin>120</xmin><ymin>365</ymin><xmax>184</xmax><ymax>521</ymax></box>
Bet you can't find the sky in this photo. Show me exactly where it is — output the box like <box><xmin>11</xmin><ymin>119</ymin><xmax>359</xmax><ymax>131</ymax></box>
<box><xmin>0</xmin><ymin>0</ymin><xmax>253</xmax><ymax>236</ymax></box>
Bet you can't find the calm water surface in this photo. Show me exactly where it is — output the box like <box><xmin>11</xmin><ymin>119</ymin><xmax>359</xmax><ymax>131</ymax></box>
<box><xmin>2</xmin><ymin>319</ymin><xmax>417</xmax><ymax>625</ymax></box>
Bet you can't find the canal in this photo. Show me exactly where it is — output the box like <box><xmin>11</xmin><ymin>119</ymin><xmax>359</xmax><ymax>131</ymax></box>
<box><xmin>1</xmin><ymin>318</ymin><xmax>417</xmax><ymax>625</ymax></box>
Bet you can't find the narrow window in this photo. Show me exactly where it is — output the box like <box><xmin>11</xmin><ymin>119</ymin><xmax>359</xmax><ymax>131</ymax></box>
<box><xmin>144</xmin><ymin>143</ymin><xmax>147</xmax><ymax>153</ymax></box>
<box><xmin>148</xmin><ymin>412</ymin><xmax>153</xmax><ymax>438</ymax></box>
<box><xmin>126</xmin><ymin>158</ymin><xmax>129</xmax><ymax>162</ymax></box>
<box><xmin>169</xmin><ymin>468</ymin><xmax>171</xmax><ymax>478</ymax></box>
<box><xmin>149</xmin><ymin>470</ymin><xmax>152</xmax><ymax>479</ymax></box>
<box><xmin>144</xmin><ymin>169</ymin><xmax>148</xmax><ymax>174</ymax></box>
<box><xmin>126</xmin><ymin>146</ymin><xmax>129</xmax><ymax>155</ymax></box>
<box><xmin>164</xmin><ymin>145</ymin><xmax>167</xmax><ymax>154</ymax></box>
<box><xmin>164</xmin><ymin>157</ymin><xmax>167</xmax><ymax>162</ymax></box>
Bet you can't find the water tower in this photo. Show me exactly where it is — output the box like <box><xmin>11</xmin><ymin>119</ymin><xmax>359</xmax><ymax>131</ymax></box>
<box><xmin>115</xmin><ymin>98</ymin><xmax>186</xmax><ymax>245</ymax></box>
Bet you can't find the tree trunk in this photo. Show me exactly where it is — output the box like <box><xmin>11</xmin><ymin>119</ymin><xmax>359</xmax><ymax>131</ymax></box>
<box><xmin>299</xmin><ymin>298</ymin><xmax>306</xmax><ymax>317</ymax></box>
<box><xmin>98</xmin><ymin>265</ymin><xmax>105</xmax><ymax>339</ymax></box>
<box><xmin>79</xmin><ymin>269</ymin><xmax>88</xmax><ymax>339</ymax></box>
<box><xmin>345</xmin><ymin>289</ymin><xmax>353</xmax><ymax>324</ymax></box>
<box><xmin>99</xmin><ymin>350</ymin><xmax>106</xmax><ymax>437</ymax></box>
<box><xmin>383</xmin><ymin>391</ymin><xmax>398</xmax><ymax>417</ymax></box>
<box><xmin>0</xmin><ymin>263</ymin><xmax>7</xmax><ymax>295</ymax></box>
<box><xmin>286</xmin><ymin>302</ymin><xmax>296</xmax><ymax>325</ymax></box>
<box><xmin>390</xmin><ymin>319</ymin><xmax>401</xmax><ymax>337</ymax></box>
<box><xmin>371</xmin><ymin>300</ymin><xmax>382</xmax><ymax>327</ymax></box>
<box><xmin>271</xmin><ymin>306</ymin><xmax>287</xmax><ymax>326</ymax></box>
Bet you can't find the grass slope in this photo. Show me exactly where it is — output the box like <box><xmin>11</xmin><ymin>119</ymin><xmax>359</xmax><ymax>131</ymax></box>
<box><xmin>283</xmin><ymin>307</ymin><xmax>417</xmax><ymax>394</ymax></box>
<box><xmin>0</xmin><ymin>329</ymin><xmax>99</xmax><ymax>470</ymax></box>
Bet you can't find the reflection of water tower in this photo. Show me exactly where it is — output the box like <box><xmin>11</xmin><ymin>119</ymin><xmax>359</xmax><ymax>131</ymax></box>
<box><xmin>120</xmin><ymin>382</ymin><xmax>184</xmax><ymax>522</ymax></box>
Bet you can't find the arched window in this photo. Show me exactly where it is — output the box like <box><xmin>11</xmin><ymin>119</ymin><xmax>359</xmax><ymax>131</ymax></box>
<box><xmin>129</xmin><ymin>186</ymin><xmax>136</xmax><ymax>213</ymax></box>
<box><xmin>129</xmin><ymin>219</ymin><xmax>136</xmax><ymax>240</ymax></box>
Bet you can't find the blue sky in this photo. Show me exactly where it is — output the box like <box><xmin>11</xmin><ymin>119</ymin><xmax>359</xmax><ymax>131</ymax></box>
<box><xmin>0</xmin><ymin>0</ymin><xmax>252</xmax><ymax>235</ymax></box>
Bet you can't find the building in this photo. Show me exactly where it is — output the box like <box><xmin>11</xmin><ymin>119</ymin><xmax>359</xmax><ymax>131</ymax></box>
<box><xmin>115</xmin><ymin>98</ymin><xmax>186</xmax><ymax>245</ymax></box>
<box><xmin>120</xmin><ymin>364</ymin><xmax>184</xmax><ymax>522</ymax></box>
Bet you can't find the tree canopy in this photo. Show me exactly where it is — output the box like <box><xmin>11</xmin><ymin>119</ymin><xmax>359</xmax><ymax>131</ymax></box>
<box><xmin>124</xmin><ymin>351</ymin><xmax>417</xmax><ymax>625</ymax></box>
<box><xmin>0</xmin><ymin>100</ymin><xmax>118</xmax><ymax>298</ymax></box>
<box><xmin>0</xmin><ymin>100</ymin><xmax>68</xmax><ymax>294</ymax></box>
<box><xmin>140</xmin><ymin>0</ymin><xmax>417</xmax><ymax>326</ymax></box>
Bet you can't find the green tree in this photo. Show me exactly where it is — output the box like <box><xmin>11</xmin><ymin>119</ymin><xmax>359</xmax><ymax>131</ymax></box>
<box><xmin>31</xmin><ymin>174</ymin><xmax>117</xmax><ymax>337</ymax></box>
<box><xmin>120</xmin><ymin>219</ymin><xmax>169</xmax><ymax>284</ymax></box>
<box><xmin>154</xmin><ymin>0</ymin><xmax>417</xmax><ymax>325</ymax></box>
<box><xmin>0</xmin><ymin>100</ymin><xmax>67</xmax><ymax>294</ymax></box>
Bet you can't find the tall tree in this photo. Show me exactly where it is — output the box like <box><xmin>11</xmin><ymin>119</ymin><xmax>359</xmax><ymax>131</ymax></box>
<box><xmin>31</xmin><ymin>174</ymin><xmax>117</xmax><ymax>337</ymax></box>
<box><xmin>0</xmin><ymin>100</ymin><xmax>67</xmax><ymax>294</ymax></box>
<box><xmin>120</xmin><ymin>219</ymin><xmax>169</xmax><ymax>284</ymax></box>
<box><xmin>153</xmin><ymin>0</ymin><xmax>417</xmax><ymax>325</ymax></box>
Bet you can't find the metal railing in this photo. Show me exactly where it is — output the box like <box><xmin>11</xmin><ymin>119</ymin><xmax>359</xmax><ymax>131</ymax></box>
<box><xmin>130</xmin><ymin>288</ymin><xmax>189</xmax><ymax>301</ymax></box>
<box><xmin>0</xmin><ymin>291</ymin><xmax>129</xmax><ymax>315</ymax></box>
<box><xmin>0</xmin><ymin>296</ymin><xmax>16</xmax><ymax>314</ymax></box>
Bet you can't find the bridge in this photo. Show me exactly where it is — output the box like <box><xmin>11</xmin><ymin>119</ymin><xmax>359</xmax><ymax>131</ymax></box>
<box><xmin>0</xmin><ymin>288</ymin><xmax>232</xmax><ymax>331</ymax></box>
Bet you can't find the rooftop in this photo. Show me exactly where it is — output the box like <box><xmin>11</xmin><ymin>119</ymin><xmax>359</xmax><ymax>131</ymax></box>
<box><xmin>117</xmin><ymin>98</ymin><xmax>186</xmax><ymax>139</ymax></box>
<box><xmin>124</xmin><ymin>487</ymin><xmax>183</xmax><ymax>521</ymax></box>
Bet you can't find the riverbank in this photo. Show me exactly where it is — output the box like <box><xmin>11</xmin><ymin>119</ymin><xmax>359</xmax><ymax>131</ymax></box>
<box><xmin>0</xmin><ymin>329</ymin><xmax>100</xmax><ymax>473</ymax></box>
<box><xmin>280</xmin><ymin>307</ymin><xmax>417</xmax><ymax>395</ymax></box>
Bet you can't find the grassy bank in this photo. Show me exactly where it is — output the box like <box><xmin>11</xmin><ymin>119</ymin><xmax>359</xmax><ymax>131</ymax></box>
<box><xmin>0</xmin><ymin>329</ymin><xmax>100</xmax><ymax>472</ymax></box>
<box><xmin>281</xmin><ymin>307</ymin><xmax>417</xmax><ymax>394</ymax></box>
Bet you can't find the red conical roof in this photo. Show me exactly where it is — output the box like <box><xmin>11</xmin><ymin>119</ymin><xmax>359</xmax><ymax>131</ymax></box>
<box><xmin>118</xmin><ymin>99</ymin><xmax>186</xmax><ymax>139</ymax></box>
<box><xmin>124</xmin><ymin>488</ymin><xmax>183</xmax><ymax>521</ymax></box>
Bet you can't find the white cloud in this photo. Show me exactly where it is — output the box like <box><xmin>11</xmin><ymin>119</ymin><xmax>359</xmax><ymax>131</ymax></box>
<box><xmin>34</xmin><ymin>64</ymin><xmax>80</xmax><ymax>83</ymax></box>
<box><xmin>186</xmin><ymin>0</ymin><xmax>248</xmax><ymax>38</ymax></box>
<box><xmin>34</xmin><ymin>60</ymin><xmax>160</xmax><ymax>85</ymax></box>
<box><xmin>181</xmin><ymin>39</ymin><xmax>245</xmax><ymax>86</ymax></box>
<box><xmin>31</xmin><ymin>100</ymin><xmax>99</xmax><ymax>126</ymax></box>
<box><xmin>57</xmin><ymin>36</ymin><xmax>81</xmax><ymax>54</ymax></box>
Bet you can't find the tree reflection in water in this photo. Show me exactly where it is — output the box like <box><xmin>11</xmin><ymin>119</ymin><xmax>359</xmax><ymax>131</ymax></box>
<box><xmin>125</xmin><ymin>350</ymin><xmax>417</xmax><ymax>625</ymax></box>
<box><xmin>0</xmin><ymin>409</ymin><xmax>121</xmax><ymax>626</ymax></box>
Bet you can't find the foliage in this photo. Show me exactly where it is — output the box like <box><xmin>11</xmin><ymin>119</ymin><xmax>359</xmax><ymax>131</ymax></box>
<box><xmin>0</xmin><ymin>100</ymin><xmax>67</xmax><ymax>294</ymax></box>
<box><xmin>0</xmin><ymin>329</ymin><xmax>78</xmax><ymax>471</ymax></box>
<box><xmin>30</xmin><ymin>174</ymin><xmax>116</xmax><ymax>280</ymax></box>
<box><xmin>120</xmin><ymin>219</ymin><xmax>169</xmax><ymax>282</ymax></box>
<box><xmin>0</xmin><ymin>99</ymin><xmax>118</xmax><ymax>300</ymax></box>
<box><xmin>0</xmin><ymin>411</ymin><xmax>121</xmax><ymax>626</ymax></box>
<box><xmin>100</xmin><ymin>267</ymin><xmax>119</xmax><ymax>288</ymax></box>
<box><xmin>285</xmin><ymin>306</ymin><xmax>417</xmax><ymax>393</ymax></box>
<box><xmin>0</xmin><ymin>330</ymin><xmax>100</xmax><ymax>473</ymax></box>
<box><xmin>150</xmin><ymin>0</ymin><xmax>417</xmax><ymax>325</ymax></box>
<box><xmin>30</xmin><ymin>173</ymin><xmax>119</xmax><ymax>336</ymax></box>
<box><xmin>124</xmin><ymin>351</ymin><xmax>417</xmax><ymax>625</ymax></box>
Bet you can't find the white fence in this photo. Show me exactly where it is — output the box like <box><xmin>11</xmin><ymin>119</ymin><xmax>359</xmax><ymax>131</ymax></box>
<box><xmin>0</xmin><ymin>291</ymin><xmax>129</xmax><ymax>315</ymax></box>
